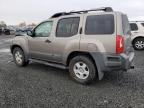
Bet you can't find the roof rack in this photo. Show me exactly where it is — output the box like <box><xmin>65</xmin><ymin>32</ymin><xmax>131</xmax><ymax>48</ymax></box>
<box><xmin>51</xmin><ymin>7</ymin><xmax>113</xmax><ymax>18</ymax></box>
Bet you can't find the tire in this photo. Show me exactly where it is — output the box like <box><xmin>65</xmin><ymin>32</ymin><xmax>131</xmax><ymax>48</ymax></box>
<box><xmin>69</xmin><ymin>56</ymin><xmax>97</xmax><ymax>84</ymax></box>
<box><xmin>13</xmin><ymin>47</ymin><xmax>29</xmax><ymax>67</ymax></box>
<box><xmin>5</xmin><ymin>31</ymin><xmax>10</xmax><ymax>35</ymax></box>
<box><xmin>7</xmin><ymin>31</ymin><xmax>10</xmax><ymax>35</ymax></box>
<box><xmin>133</xmin><ymin>38</ymin><xmax>144</xmax><ymax>50</ymax></box>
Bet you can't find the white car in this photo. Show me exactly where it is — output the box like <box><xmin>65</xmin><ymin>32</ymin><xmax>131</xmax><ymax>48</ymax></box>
<box><xmin>130</xmin><ymin>21</ymin><xmax>144</xmax><ymax>50</ymax></box>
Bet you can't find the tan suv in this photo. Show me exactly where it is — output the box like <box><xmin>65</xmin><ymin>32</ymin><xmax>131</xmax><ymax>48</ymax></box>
<box><xmin>10</xmin><ymin>7</ymin><xmax>134</xmax><ymax>84</ymax></box>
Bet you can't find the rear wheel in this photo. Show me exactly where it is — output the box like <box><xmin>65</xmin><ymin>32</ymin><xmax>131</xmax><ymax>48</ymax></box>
<box><xmin>13</xmin><ymin>47</ymin><xmax>29</xmax><ymax>66</ymax></box>
<box><xmin>69</xmin><ymin>56</ymin><xmax>97</xmax><ymax>84</ymax></box>
<box><xmin>133</xmin><ymin>38</ymin><xmax>144</xmax><ymax>50</ymax></box>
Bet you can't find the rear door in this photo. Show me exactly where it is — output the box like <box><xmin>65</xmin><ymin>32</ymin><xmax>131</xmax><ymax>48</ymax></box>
<box><xmin>51</xmin><ymin>15</ymin><xmax>83</xmax><ymax>63</ymax></box>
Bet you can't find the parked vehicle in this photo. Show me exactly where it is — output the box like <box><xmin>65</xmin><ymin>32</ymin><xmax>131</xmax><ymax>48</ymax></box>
<box><xmin>130</xmin><ymin>21</ymin><xmax>144</xmax><ymax>50</ymax></box>
<box><xmin>10</xmin><ymin>7</ymin><xmax>134</xmax><ymax>84</ymax></box>
<box><xmin>15</xmin><ymin>27</ymin><xmax>33</xmax><ymax>36</ymax></box>
<box><xmin>3</xmin><ymin>28</ymin><xmax>10</xmax><ymax>35</ymax></box>
<box><xmin>9</xmin><ymin>29</ymin><xmax>16</xmax><ymax>35</ymax></box>
<box><xmin>0</xmin><ymin>29</ymin><xmax>2</xmax><ymax>35</ymax></box>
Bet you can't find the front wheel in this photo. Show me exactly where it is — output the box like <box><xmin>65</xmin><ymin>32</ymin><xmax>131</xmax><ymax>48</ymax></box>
<box><xmin>69</xmin><ymin>56</ymin><xmax>97</xmax><ymax>84</ymax></box>
<box><xmin>13</xmin><ymin>47</ymin><xmax>29</xmax><ymax>67</ymax></box>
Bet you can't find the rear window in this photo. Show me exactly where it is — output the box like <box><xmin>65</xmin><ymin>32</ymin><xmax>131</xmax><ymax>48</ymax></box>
<box><xmin>122</xmin><ymin>15</ymin><xmax>131</xmax><ymax>35</ymax></box>
<box><xmin>130</xmin><ymin>23</ymin><xmax>138</xmax><ymax>31</ymax></box>
<box><xmin>141</xmin><ymin>23</ymin><xmax>144</xmax><ymax>27</ymax></box>
<box><xmin>85</xmin><ymin>14</ymin><xmax>114</xmax><ymax>35</ymax></box>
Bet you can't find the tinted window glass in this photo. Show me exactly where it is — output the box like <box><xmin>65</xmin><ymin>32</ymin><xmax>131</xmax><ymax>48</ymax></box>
<box><xmin>35</xmin><ymin>21</ymin><xmax>53</xmax><ymax>37</ymax></box>
<box><xmin>122</xmin><ymin>15</ymin><xmax>131</xmax><ymax>35</ymax></box>
<box><xmin>85</xmin><ymin>14</ymin><xmax>114</xmax><ymax>35</ymax></box>
<box><xmin>130</xmin><ymin>23</ymin><xmax>138</xmax><ymax>31</ymax></box>
<box><xmin>56</xmin><ymin>17</ymin><xmax>80</xmax><ymax>37</ymax></box>
<box><xmin>141</xmin><ymin>23</ymin><xmax>144</xmax><ymax>27</ymax></box>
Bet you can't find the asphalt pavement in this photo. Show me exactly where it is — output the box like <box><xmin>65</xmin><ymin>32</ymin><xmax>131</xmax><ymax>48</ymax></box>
<box><xmin>0</xmin><ymin>35</ymin><xmax>144</xmax><ymax>108</ymax></box>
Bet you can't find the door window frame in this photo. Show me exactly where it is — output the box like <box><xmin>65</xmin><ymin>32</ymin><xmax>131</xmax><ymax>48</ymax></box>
<box><xmin>32</xmin><ymin>21</ymin><xmax>53</xmax><ymax>37</ymax></box>
<box><xmin>56</xmin><ymin>17</ymin><xmax>80</xmax><ymax>37</ymax></box>
<box><xmin>85</xmin><ymin>14</ymin><xmax>115</xmax><ymax>35</ymax></box>
<box><xmin>130</xmin><ymin>23</ymin><xmax>138</xmax><ymax>31</ymax></box>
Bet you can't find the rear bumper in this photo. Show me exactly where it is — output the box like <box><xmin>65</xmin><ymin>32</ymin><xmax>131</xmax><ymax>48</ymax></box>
<box><xmin>91</xmin><ymin>52</ymin><xmax>134</xmax><ymax>72</ymax></box>
<box><xmin>90</xmin><ymin>52</ymin><xmax>134</xmax><ymax>79</ymax></box>
<box><xmin>120</xmin><ymin>52</ymin><xmax>134</xmax><ymax>70</ymax></box>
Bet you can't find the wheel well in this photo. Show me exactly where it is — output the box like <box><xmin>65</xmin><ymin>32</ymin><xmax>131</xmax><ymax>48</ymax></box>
<box><xmin>132</xmin><ymin>36</ymin><xmax>144</xmax><ymax>45</ymax></box>
<box><xmin>66</xmin><ymin>51</ymin><xmax>96</xmax><ymax>67</ymax></box>
<box><xmin>11</xmin><ymin>45</ymin><xmax>23</xmax><ymax>54</ymax></box>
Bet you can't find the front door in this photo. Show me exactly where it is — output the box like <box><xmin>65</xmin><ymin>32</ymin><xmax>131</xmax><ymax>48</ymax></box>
<box><xmin>28</xmin><ymin>21</ymin><xmax>53</xmax><ymax>61</ymax></box>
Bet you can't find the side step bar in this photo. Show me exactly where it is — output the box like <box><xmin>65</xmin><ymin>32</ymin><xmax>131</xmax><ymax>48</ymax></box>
<box><xmin>29</xmin><ymin>59</ymin><xmax>68</xmax><ymax>69</ymax></box>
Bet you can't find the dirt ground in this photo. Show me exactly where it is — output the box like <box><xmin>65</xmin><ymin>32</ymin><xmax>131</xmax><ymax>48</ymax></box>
<box><xmin>0</xmin><ymin>35</ymin><xmax>144</xmax><ymax>108</ymax></box>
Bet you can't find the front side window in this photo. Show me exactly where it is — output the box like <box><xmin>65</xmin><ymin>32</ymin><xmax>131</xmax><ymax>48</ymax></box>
<box><xmin>56</xmin><ymin>17</ymin><xmax>80</xmax><ymax>37</ymax></box>
<box><xmin>130</xmin><ymin>23</ymin><xmax>138</xmax><ymax>31</ymax></box>
<box><xmin>85</xmin><ymin>14</ymin><xmax>114</xmax><ymax>35</ymax></box>
<box><xmin>34</xmin><ymin>21</ymin><xmax>53</xmax><ymax>37</ymax></box>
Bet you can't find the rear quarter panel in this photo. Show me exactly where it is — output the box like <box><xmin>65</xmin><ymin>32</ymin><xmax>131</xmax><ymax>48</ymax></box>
<box><xmin>131</xmin><ymin>34</ymin><xmax>144</xmax><ymax>41</ymax></box>
<box><xmin>80</xmin><ymin>12</ymin><xmax>117</xmax><ymax>53</ymax></box>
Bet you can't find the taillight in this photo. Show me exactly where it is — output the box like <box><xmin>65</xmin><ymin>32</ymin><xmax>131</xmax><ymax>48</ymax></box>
<box><xmin>116</xmin><ymin>35</ymin><xmax>124</xmax><ymax>54</ymax></box>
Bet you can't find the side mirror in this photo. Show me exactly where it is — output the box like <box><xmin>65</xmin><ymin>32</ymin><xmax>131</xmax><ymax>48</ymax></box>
<box><xmin>27</xmin><ymin>30</ymin><xmax>33</xmax><ymax>36</ymax></box>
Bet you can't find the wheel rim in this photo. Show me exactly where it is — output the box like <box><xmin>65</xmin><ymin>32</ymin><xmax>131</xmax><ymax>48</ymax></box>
<box><xmin>15</xmin><ymin>51</ymin><xmax>23</xmax><ymax>64</ymax></box>
<box><xmin>73</xmin><ymin>62</ymin><xmax>89</xmax><ymax>80</ymax></box>
<box><xmin>135</xmin><ymin>40</ymin><xmax>144</xmax><ymax>49</ymax></box>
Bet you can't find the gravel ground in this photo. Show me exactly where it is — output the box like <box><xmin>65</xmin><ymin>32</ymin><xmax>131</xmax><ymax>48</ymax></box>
<box><xmin>0</xmin><ymin>35</ymin><xmax>144</xmax><ymax>108</ymax></box>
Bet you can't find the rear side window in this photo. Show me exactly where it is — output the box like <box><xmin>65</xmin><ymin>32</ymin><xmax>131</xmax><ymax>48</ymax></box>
<box><xmin>122</xmin><ymin>15</ymin><xmax>131</xmax><ymax>35</ymax></box>
<box><xmin>56</xmin><ymin>17</ymin><xmax>80</xmax><ymax>37</ymax></box>
<box><xmin>141</xmin><ymin>23</ymin><xmax>144</xmax><ymax>27</ymax></box>
<box><xmin>130</xmin><ymin>23</ymin><xmax>138</xmax><ymax>31</ymax></box>
<box><xmin>85</xmin><ymin>14</ymin><xmax>114</xmax><ymax>35</ymax></box>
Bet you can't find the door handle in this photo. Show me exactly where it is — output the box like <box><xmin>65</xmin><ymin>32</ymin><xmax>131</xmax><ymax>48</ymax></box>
<box><xmin>45</xmin><ymin>39</ymin><xmax>51</xmax><ymax>43</ymax></box>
